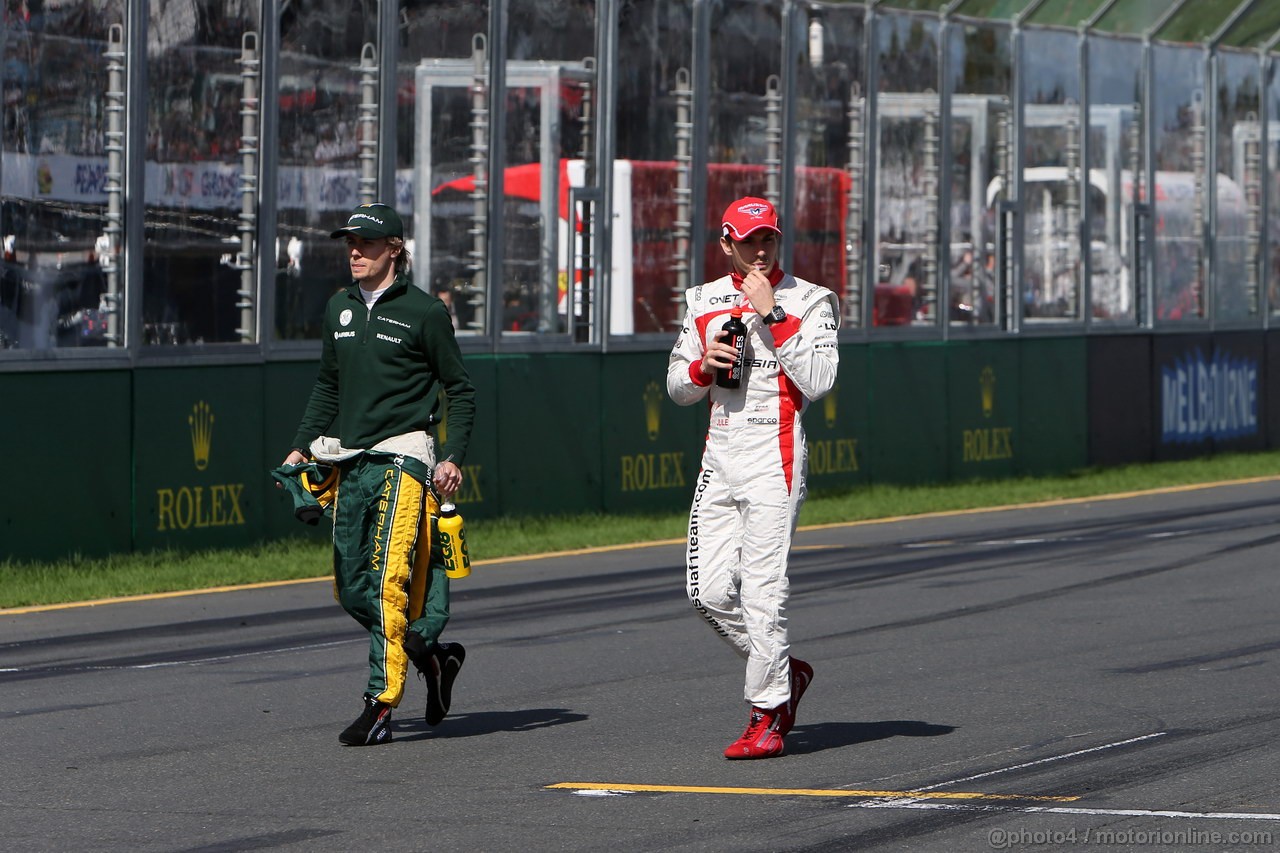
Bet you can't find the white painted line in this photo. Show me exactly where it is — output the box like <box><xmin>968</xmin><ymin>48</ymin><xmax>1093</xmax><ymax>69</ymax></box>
<box><xmin>977</xmin><ymin>538</ymin><xmax>1051</xmax><ymax>546</ymax></box>
<box><xmin>4</xmin><ymin>639</ymin><xmax>357</xmax><ymax>675</ymax></box>
<box><xmin>116</xmin><ymin>639</ymin><xmax>356</xmax><ymax>669</ymax></box>
<box><xmin>915</xmin><ymin>732</ymin><xmax>1168</xmax><ymax>793</ymax></box>
<box><xmin>850</xmin><ymin>800</ymin><xmax>1280</xmax><ymax>822</ymax></box>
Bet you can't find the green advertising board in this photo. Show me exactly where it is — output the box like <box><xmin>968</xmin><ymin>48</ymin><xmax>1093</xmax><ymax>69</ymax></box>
<box><xmin>1017</xmin><ymin>337</ymin><xmax>1087</xmax><ymax>476</ymax></box>
<box><xmin>0</xmin><ymin>332</ymin><xmax>1246</xmax><ymax>564</ymax></box>
<box><xmin>133</xmin><ymin>366</ymin><xmax>266</xmax><ymax>552</ymax></box>
<box><xmin>868</xmin><ymin>342</ymin><xmax>948</xmax><ymax>484</ymax></box>
<box><xmin>600</xmin><ymin>351</ymin><xmax>704</xmax><ymax>515</ymax></box>
<box><xmin>946</xmin><ymin>339</ymin><xmax>1020</xmax><ymax>481</ymax></box>
<box><xmin>450</xmin><ymin>355</ymin><xmax>500</xmax><ymax>518</ymax></box>
<box><xmin>0</xmin><ymin>369</ymin><xmax>133</xmax><ymax>562</ymax></box>
<box><xmin>262</xmin><ymin>359</ymin><xmax>331</xmax><ymax>542</ymax></box>
<box><xmin>493</xmin><ymin>354</ymin><xmax>602</xmax><ymax>517</ymax></box>
<box><xmin>803</xmin><ymin>344</ymin><xmax>869</xmax><ymax>492</ymax></box>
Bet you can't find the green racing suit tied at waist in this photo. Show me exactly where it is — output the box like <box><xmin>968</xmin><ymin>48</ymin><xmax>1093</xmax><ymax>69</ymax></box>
<box><xmin>271</xmin><ymin>448</ymin><xmax>434</xmax><ymax>526</ymax></box>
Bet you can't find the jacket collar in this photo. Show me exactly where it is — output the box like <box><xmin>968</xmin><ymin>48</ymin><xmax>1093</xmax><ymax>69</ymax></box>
<box><xmin>346</xmin><ymin>272</ymin><xmax>408</xmax><ymax>301</ymax></box>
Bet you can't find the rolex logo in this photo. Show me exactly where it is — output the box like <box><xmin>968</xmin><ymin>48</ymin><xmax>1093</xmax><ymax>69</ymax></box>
<box><xmin>823</xmin><ymin>382</ymin><xmax>838</xmax><ymax>428</ymax></box>
<box><xmin>980</xmin><ymin>366</ymin><xmax>996</xmax><ymax>419</ymax></box>
<box><xmin>643</xmin><ymin>380</ymin><xmax>663</xmax><ymax>441</ymax></box>
<box><xmin>189</xmin><ymin>401</ymin><xmax>214</xmax><ymax>471</ymax></box>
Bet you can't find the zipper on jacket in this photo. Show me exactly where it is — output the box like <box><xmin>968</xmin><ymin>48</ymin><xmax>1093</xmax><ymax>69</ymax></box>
<box><xmin>352</xmin><ymin>291</ymin><xmax>372</xmax><ymax>345</ymax></box>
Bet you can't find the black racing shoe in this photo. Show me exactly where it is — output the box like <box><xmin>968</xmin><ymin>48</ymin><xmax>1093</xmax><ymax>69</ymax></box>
<box><xmin>339</xmin><ymin>695</ymin><xmax>393</xmax><ymax>746</ymax></box>
<box><xmin>405</xmin><ymin>634</ymin><xmax>467</xmax><ymax>725</ymax></box>
<box><xmin>404</xmin><ymin>631</ymin><xmax>433</xmax><ymax>699</ymax></box>
<box><xmin>425</xmin><ymin>642</ymin><xmax>466</xmax><ymax>726</ymax></box>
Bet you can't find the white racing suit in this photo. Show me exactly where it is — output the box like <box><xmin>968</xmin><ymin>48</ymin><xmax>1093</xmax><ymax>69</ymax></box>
<box><xmin>667</xmin><ymin>268</ymin><xmax>839</xmax><ymax>708</ymax></box>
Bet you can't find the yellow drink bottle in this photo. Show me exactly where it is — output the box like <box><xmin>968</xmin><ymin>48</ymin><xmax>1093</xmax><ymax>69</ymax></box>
<box><xmin>437</xmin><ymin>502</ymin><xmax>471</xmax><ymax>579</ymax></box>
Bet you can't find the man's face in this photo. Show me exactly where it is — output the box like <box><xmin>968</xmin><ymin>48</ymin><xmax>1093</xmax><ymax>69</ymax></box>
<box><xmin>721</xmin><ymin>230</ymin><xmax>778</xmax><ymax>277</ymax></box>
<box><xmin>344</xmin><ymin>236</ymin><xmax>399</xmax><ymax>288</ymax></box>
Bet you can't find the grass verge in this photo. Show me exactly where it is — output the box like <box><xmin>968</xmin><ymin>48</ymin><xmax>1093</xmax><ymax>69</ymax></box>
<box><xmin>4</xmin><ymin>450</ymin><xmax>1280</xmax><ymax>609</ymax></box>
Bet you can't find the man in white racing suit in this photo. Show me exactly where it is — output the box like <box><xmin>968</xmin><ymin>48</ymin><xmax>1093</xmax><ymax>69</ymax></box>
<box><xmin>666</xmin><ymin>196</ymin><xmax>840</xmax><ymax>759</ymax></box>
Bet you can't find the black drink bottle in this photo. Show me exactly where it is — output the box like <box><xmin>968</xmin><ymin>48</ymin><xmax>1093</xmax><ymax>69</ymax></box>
<box><xmin>716</xmin><ymin>306</ymin><xmax>748</xmax><ymax>389</ymax></box>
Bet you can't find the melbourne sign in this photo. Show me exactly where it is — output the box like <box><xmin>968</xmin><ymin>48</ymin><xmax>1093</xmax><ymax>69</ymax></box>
<box><xmin>1160</xmin><ymin>347</ymin><xmax>1258</xmax><ymax>445</ymax></box>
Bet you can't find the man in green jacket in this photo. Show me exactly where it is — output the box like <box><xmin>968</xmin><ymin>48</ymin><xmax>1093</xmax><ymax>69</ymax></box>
<box><xmin>282</xmin><ymin>202</ymin><xmax>477</xmax><ymax>746</ymax></box>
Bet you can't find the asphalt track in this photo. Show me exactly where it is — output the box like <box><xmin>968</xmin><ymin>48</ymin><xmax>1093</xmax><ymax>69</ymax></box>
<box><xmin>4</xmin><ymin>479</ymin><xmax>1280</xmax><ymax>852</ymax></box>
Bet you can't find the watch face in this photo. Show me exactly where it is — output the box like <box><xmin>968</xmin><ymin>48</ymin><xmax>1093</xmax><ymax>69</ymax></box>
<box><xmin>769</xmin><ymin>306</ymin><xmax>786</xmax><ymax>323</ymax></box>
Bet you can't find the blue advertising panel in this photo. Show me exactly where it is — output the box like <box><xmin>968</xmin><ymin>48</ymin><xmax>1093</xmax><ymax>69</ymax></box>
<box><xmin>1152</xmin><ymin>332</ymin><xmax>1265</xmax><ymax>461</ymax></box>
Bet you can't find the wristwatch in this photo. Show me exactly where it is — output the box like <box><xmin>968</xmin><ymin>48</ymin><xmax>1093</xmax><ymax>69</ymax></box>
<box><xmin>762</xmin><ymin>305</ymin><xmax>787</xmax><ymax>325</ymax></box>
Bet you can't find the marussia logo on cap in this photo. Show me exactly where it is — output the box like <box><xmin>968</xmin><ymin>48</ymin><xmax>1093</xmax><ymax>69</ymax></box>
<box><xmin>737</xmin><ymin>203</ymin><xmax>769</xmax><ymax>219</ymax></box>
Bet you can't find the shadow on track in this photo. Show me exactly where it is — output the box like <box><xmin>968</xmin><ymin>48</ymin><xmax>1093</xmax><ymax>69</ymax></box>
<box><xmin>395</xmin><ymin>707</ymin><xmax>588</xmax><ymax>741</ymax></box>
<box><xmin>786</xmin><ymin>720</ymin><xmax>956</xmax><ymax>755</ymax></box>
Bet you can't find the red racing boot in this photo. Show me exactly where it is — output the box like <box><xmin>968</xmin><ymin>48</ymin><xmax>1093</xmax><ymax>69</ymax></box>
<box><xmin>777</xmin><ymin>657</ymin><xmax>814</xmax><ymax>737</ymax></box>
<box><xmin>724</xmin><ymin>704</ymin><xmax>785</xmax><ymax>759</ymax></box>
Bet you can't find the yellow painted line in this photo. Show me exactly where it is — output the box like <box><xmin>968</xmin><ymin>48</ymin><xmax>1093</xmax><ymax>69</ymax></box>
<box><xmin>797</xmin><ymin>474</ymin><xmax>1280</xmax><ymax>533</ymax></box>
<box><xmin>470</xmin><ymin>473</ymin><xmax>1280</xmax><ymax>557</ymax></box>
<box><xmin>546</xmin><ymin>782</ymin><xmax>1080</xmax><ymax>803</ymax></box>
<box><xmin>7</xmin><ymin>474</ymin><xmax>1279</xmax><ymax>615</ymax></box>
<box><xmin>0</xmin><ymin>576</ymin><xmax>333</xmax><ymax>615</ymax></box>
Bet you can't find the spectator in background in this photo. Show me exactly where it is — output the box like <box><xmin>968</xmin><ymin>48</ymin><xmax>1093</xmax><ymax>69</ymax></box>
<box><xmin>435</xmin><ymin>284</ymin><xmax>460</xmax><ymax>330</ymax></box>
<box><xmin>502</xmin><ymin>290</ymin><xmax>535</xmax><ymax>331</ymax></box>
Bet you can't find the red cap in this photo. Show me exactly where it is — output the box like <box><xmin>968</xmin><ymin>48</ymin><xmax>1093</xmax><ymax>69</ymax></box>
<box><xmin>721</xmin><ymin>197</ymin><xmax>781</xmax><ymax>241</ymax></box>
